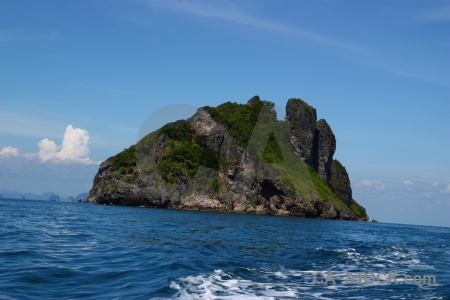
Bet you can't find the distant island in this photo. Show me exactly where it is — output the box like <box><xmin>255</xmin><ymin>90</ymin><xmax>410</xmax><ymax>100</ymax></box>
<box><xmin>88</xmin><ymin>96</ymin><xmax>368</xmax><ymax>221</ymax></box>
<box><xmin>0</xmin><ymin>190</ymin><xmax>88</xmax><ymax>202</ymax></box>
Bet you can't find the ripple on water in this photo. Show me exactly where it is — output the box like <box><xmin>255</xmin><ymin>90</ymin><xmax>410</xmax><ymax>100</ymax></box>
<box><xmin>0</xmin><ymin>199</ymin><xmax>449</xmax><ymax>299</ymax></box>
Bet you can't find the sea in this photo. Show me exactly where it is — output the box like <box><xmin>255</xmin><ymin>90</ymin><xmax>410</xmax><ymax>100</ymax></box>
<box><xmin>0</xmin><ymin>198</ymin><xmax>448</xmax><ymax>300</ymax></box>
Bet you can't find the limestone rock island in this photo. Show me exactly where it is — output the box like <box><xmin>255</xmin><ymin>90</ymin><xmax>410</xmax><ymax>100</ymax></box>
<box><xmin>88</xmin><ymin>96</ymin><xmax>368</xmax><ymax>221</ymax></box>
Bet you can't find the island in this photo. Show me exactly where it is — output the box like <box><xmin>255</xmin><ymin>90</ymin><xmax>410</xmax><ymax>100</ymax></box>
<box><xmin>87</xmin><ymin>96</ymin><xmax>368</xmax><ymax>221</ymax></box>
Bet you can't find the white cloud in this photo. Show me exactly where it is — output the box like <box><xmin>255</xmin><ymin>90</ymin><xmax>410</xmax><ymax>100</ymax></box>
<box><xmin>0</xmin><ymin>146</ymin><xmax>20</xmax><ymax>156</ymax></box>
<box><xmin>38</xmin><ymin>139</ymin><xmax>59</xmax><ymax>161</ymax></box>
<box><xmin>360</xmin><ymin>179</ymin><xmax>385</xmax><ymax>190</ymax></box>
<box><xmin>0</xmin><ymin>125</ymin><xmax>98</xmax><ymax>195</ymax></box>
<box><xmin>38</xmin><ymin>125</ymin><xmax>93</xmax><ymax>164</ymax></box>
<box><xmin>2</xmin><ymin>125</ymin><xmax>96</xmax><ymax>164</ymax></box>
<box><xmin>398</xmin><ymin>180</ymin><xmax>450</xmax><ymax>199</ymax></box>
<box><xmin>403</xmin><ymin>180</ymin><xmax>414</xmax><ymax>186</ymax></box>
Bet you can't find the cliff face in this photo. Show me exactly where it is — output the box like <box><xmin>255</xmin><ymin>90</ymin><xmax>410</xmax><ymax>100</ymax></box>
<box><xmin>285</xmin><ymin>99</ymin><xmax>358</xmax><ymax>209</ymax></box>
<box><xmin>88</xmin><ymin>97</ymin><xmax>368</xmax><ymax>221</ymax></box>
<box><xmin>286</xmin><ymin>99</ymin><xmax>317</xmax><ymax>166</ymax></box>
<box><xmin>314</xmin><ymin>119</ymin><xmax>336</xmax><ymax>183</ymax></box>
<box><xmin>328</xmin><ymin>160</ymin><xmax>353</xmax><ymax>207</ymax></box>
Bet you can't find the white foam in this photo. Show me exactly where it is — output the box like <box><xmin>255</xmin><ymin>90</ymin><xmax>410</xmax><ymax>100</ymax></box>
<box><xmin>168</xmin><ymin>267</ymin><xmax>376</xmax><ymax>299</ymax></box>
<box><xmin>169</xmin><ymin>269</ymin><xmax>304</xmax><ymax>299</ymax></box>
<box><xmin>332</xmin><ymin>248</ymin><xmax>363</xmax><ymax>263</ymax></box>
<box><xmin>166</xmin><ymin>261</ymin><xmax>441</xmax><ymax>300</ymax></box>
<box><xmin>335</xmin><ymin>248</ymin><xmax>356</xmax><ymax>253</ymax></box>
<box><xmin>273</xmin><ymin>271</ymin><xmax>288</xmax><ymax>279</ymax></box>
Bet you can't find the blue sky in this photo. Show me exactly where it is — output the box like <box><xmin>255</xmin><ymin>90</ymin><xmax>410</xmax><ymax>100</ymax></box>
<box><xmin>0</xmin><ymin>0</ymin><xmax>449</xmax><ymax>227</ymax></box>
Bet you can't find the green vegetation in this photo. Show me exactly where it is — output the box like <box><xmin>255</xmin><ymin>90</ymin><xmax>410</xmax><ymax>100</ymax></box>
<box><xmin>332</xmin><ymin>159</ymin><xmax>343</xmax><ymax>168</ymax></box>
<box><xmin>156</xmin><ymin>120</ymin><xmax>219</xmax><ymax>184</ymax></box>
<box><xmin>308</xmin><ymin>166</ymin><xmax>347</xmax><ymax>210</ymax></box>
<box><xmin>108</xmin><ymin>145</ymin><xmax>137</xmax><ymax>175</ymax></box>
<box><xmin>303</xmin><ymin>103</ymin><xmax>312</xmax><ymax>114</ymax></box>
<box><xmin>203</xmin><ymin>98</ymin><xmax>275</xmax><ymax>147</ymax></box>
<box><xmin>218</xmin><ymin>156</ymin><xmax>229</xmax><ymax>168</ymax></box>
<box><xmin>328</xmin><ymin>160</ymin><xmax>351</xmax><ymax>191</ymax></box>
<box><xmin>290</xmin><ymin>98</ymin><xmax>314</xmax><ymax>115</ymax></box>
<box><xmin>158</xmin><ymin>120</ymin><xmax>195</xmax><ymax>141</ymax></box>
<box><xmin>261</xmin><ymin>132</ymin><xmax>284</xmax><ymax>163</ymax></box>
<box><xmin>350</xmin><ymin>199</ymin><xmax>367</xmax><ymax>219</ymax></box>
<box><xmin>247</xmin><ymin>199</ymin><xmax>257</xmax><ymax>209</ymax></box>
<box><xmin>108</xmin><ymin>183</ymin><xmax>118</xmax><ymax>192</ymax></box>
<box><xmin>204</xmin><ymin>100</ymin><xmax>327</xmax><ymax>202</ymax></box>
<box><xmin>210</xmin><ymin>178</ymin><xmax>220</xmax><ymax>194</ymax></box>
<box><xmin>122</xmin><ymin>175</ymin><xmax>136</xmax><ymax>185</ymax></box>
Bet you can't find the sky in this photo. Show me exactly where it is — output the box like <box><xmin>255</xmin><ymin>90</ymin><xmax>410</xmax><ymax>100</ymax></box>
<box><xmin>0</xmin><ymin>0</ymin><xmax>449</xmax><ymax>227</ymax></box>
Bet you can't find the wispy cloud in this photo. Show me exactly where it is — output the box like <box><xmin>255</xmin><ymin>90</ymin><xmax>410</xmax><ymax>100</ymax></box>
<box><xmin>403</xmin><ymin>180</ymin><xmax>414</xmax><ymax>186</ymax></box>
<box><xmin>136</xmin><ymin>1</ymin><xmax>449</xmax><ymax>86</ymax></box>
<box><xmin>356</xmin><ymin>178</ymin><xmax>450</xmax><ymax>199</ymax></box>
<box><xmin>390</xmin><ymin>67</ymin><xmax>450</xmax><ymax>87</ymax></box>
<box><xmin>354</xmin><ymin>179</ymin><xmax>450</xmax><ymax>226</ymax></box>
<box><xmin>96</xmin><ymin>87</ymin><xmax>151</xmax><ymax>97</ymax></box>
<box><xmin>354</xmin><ymin>57</ymin><xmax>450</xmax><ymax>87</ymax></box>
<box><xmin>400</xmin><ymin>180</ymin><xmax>450</xmax><ymax>198</ymax></box>
<box><xmin>140</xmin><ymin>0</ymin><xmax>368</xmax><ymax>56</ymax></box>
<box><xmin>359</xmin><ymin>179</ymin><xmax>385</xmax><ymax>190</ymax></box>
<box><xmin>416</xmin><ymin>5</ymin><xmax>450</xmax><ymax>22</ymax></box>
<box><xmin>0</xmin><ymin>110</ymin><xmax>68</xmax><ymax>139</ymax></box>
<box><xmin>0</xmin><ymin>29</ymin><xmax>59</xmax><ymax>42</ymax></box>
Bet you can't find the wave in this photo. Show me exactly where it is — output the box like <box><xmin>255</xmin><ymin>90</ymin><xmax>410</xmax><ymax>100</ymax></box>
<box><xmin>165</xmin><ymin>260</ymin><xmax>444</xmax><ymax>300</ymax></box>
<box><xmin>168</xmin><ymin>269</ymin><xmax>313</xmax><ymax>300</ymax></box>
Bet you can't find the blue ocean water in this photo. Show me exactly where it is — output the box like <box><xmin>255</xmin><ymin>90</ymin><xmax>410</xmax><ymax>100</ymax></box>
<box><xmin>0</xmin><ymin>199</ymin><xmax>448</xmax><ymax>299</ymax></box>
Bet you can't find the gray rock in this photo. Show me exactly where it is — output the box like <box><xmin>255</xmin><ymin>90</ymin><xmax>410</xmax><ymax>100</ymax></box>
<box><xmin>286</xmin><ymin>98</ymin><xmax>317</xmax><ymax>165</ymax></box>
<box><xmin>314</xmin><ymin>119</ymin><xmax>336</xmax><ymax>182</ymax></box>
<box><xmin>328</xmin><ymin>160</ymin><xmax>353</xmax><ymax>207</ymax></box>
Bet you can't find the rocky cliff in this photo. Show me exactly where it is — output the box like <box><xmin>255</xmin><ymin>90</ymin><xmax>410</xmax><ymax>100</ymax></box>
<box><xmin>87</xmin><ymin>96</ymin><xmax>368</xmax><ymax>221</ymax></box>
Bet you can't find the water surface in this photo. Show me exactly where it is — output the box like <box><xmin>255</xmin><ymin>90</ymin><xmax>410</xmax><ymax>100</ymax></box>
<box><xmin>0</xmin><ymin>199</ymin><xmax>448</xmax><ymax>299</ymax></box>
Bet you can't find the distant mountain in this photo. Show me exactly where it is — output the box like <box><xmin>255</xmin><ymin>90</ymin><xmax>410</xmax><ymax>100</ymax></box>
<box><xmin>75</xmin><ymin>193</ymin><xmax>88</xmax><ymax>201</ymax></box>
<box><xmin>65</xmin><ymin>193</ymin><xmax>88</xmax><ymax>202</ymax></box>
<box><xmin>0</xmin><ymin>189</ymin><xmax>23</xmax><ymax>199</ymax></box>
<box><xmin>0</xmin><ymin>189</ymin><xmax>55</xmax><ymax>200</ymax></box>
<box><xmin>0</xmin><ymin>189</ymin><xmax>88</xmax><ymax>201</ymax></box>
<box><xmin>49</xmin><ymin>194</ymin><xmax>61</xmax><ymax>201</ymax></box>
<box><xmin>24</xmin><ymin>192</ymin><xmax>55</xmax><ymax>200</ymax></box>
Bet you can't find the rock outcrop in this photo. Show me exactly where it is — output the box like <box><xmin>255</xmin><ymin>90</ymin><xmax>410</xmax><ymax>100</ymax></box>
<box><xmin>286</xmin><ymin>98</ymin><xmax>317</xmax><ymax>166</ymax></box>
<box><xmin>285</xmin><ymin>99</ymin><xmax>354</xmax><ymax>210</ymax></box>
<box><xmin>328</xmin><ymin>160</ymin><xmax>353</xmax><ymax>207</ymax></box>
<box><xmin>314</xmin><ymin>119</ymin><xmax>336</xmax><ymax>182</ymax></box>
<box><xmin>88</xmin><ymin>96</ymin><xmax>368</xmax><ymax>221</ymax></box>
